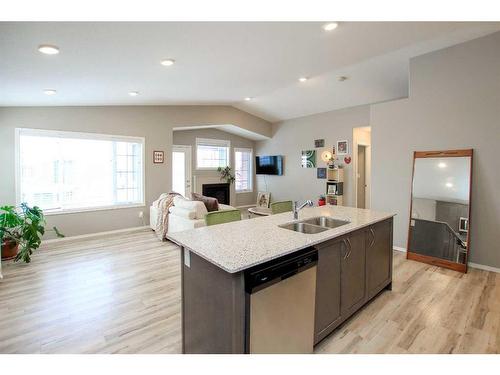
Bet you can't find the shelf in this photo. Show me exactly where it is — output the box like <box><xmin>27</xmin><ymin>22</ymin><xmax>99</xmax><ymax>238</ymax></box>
<box><xmin>326</xmin><ymin>169</ymin><xmax>344</xmax><ymax>206</ymax></box>
<box><xmin>326</xmin><ymin>195</ymin><xmax>343</xmax><ymax>206</ymax></box>
<box><xmin>326</xmin><ymin>181</ymin><xmax>344</xmax><ymax>196</ymax></box>
<box><xmin>326</xmin><ymin>168</ymin><xmax>344</xmax><ymax>182</ymax></box>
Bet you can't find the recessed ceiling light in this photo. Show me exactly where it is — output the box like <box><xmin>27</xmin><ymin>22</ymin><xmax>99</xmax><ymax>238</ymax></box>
<box><xmin>244</xmin><ymin>97</ymin><xmax>252</xmax><ymax>101</ymax></box>
<box><xmin>129</xmin><ymin>91</ymin><xmax>140</xmax><ymax>97</ymax></box>
<box><xmin>298</xmin><ymin>77</ymin><xmax>308</xmax><ymax>82</ymax></box>
<box><xmin>43</xmin><ymin>89</ymin><xmax>57</xmax><ymax>95</ymax></box>
<box><xmin>38</xmin><ymin>45</ymin><xmax>60</xmax><ymax>55</ymax></box>
<box><xmin>160</xmin><ymin>59</ymin><xmax>175</xmax><ymax>66</ymax></box>
<box><xmin>446</xmin><ymin>182</ymin><xmax>453</xmax><ymax>188</ymax></box>
<box><xmin>323</xmin><ymin>22</ymin><xmax>339</xmax><ymax>31</ymax></box>
<box><xmin>438</xmin><ymin>162</ymin><xmax>447</xmax><ymax>168</ymax></box>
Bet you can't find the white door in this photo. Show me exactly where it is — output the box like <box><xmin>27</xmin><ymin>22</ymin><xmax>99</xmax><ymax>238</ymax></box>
<box><xmin>172</xmin><ymin>145</ymin><xmax>192</xmax><ymax>198</ymax></box>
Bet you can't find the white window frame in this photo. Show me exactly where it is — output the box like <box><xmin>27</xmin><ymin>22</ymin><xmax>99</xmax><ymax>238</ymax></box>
<box><xmin>234</xmin><ymin>147</ymin><xmax>253</xmax><ymax>194</ymax></box>
<box><xmin>195</xmin><ymin>137</ymin><xmax>231</xmax><ymax>170</ymax></box>
<box><xmin>15</xmin><ymin>128</ymin><xmax>146</xmax><ymax>215</ymax></box>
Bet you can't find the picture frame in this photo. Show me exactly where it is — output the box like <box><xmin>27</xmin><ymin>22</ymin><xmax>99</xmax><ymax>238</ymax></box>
<box><xmin>336</xmin><ymin>140</ymin><xmax>349</xmax><ymax>155</ymax></box>
<box><xmin>314</xmin><ymin>139</ymin><xmax>325</xmax><ymax>148</ymax></box>
<box><xmin>153</xmin><ymin>150</ymin><xmax>164</xmax><ymax>164</ymax></box>
<box><xmin>256</xmin><ymin>192</ymin><xmax>271</xmax><ymax>208</ymax></box>
<box><xmin>317</xmin><ymin>167</ymin><xmax>326</xmax><ymax>179</ymax></box>
<box><xmin>301</xmin><ymin>150</ymin><xmax>316</xmax><ymax>168</ymax></box>
<box><xmin>459</xmin><ymin>217</ymin><xmax>468</xmax><ymax>233</ymax></box>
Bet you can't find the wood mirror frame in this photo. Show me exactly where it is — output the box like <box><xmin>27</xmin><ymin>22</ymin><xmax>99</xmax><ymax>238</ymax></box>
<box><xmin>406</xmin><ymin>149</ymin><xmax>473</xmax><ymax>273</ymax></box>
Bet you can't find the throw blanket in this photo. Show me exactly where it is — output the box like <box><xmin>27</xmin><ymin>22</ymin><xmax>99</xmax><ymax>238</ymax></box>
<box><xmin>153</xmin><ymin>192</ymin><xmax>181</xmax><ymax>240</ymax></box>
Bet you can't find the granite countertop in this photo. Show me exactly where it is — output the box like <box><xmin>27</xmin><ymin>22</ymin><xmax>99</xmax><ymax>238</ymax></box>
<box><xmin>167</xmin><ymin>205</ymin><xmax>395</xmax><ymax>274</ymax></box>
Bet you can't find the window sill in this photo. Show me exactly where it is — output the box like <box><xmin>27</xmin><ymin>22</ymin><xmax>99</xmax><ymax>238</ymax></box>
<box><xmin>235</xmin><ymin>190</ymin><xmax>253</xmax><ymax>194</ymax></box>
<box><xmin>42</xmin><ymin>203</ymin><xmax>146</xmax><ymax>216</ymax></box>
<box><xmin>196</xmin><ymin>167</ymin><xmax>231</xmax><ymax>171</ymax></box>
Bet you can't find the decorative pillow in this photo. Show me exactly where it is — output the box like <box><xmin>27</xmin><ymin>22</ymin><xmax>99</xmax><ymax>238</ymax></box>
<box><xmin>173</xmin><ymin>196</ymin><xmax>208</xmax><ymax>219</ymax></box>
<box><xmin>169</xmin><ymin>206</ymin><xmax>197</xmax><ymax>220</ymax></box>
<box><xmin>191</xmin><ymin>192</ymin><xmax>219</xmax><ymax>212</ymax></box>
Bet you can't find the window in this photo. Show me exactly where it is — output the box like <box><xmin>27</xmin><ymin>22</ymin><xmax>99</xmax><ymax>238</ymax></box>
<box><xmin>196</xmin><ymin>138</ymin><xmax>230</xmax><ymax>169</ymax></box>
<box><xmin>234</xmin><ymin>148</ymin><xmax>253</xmax><ymax>193</ymax></box>
<box><xmin>16</xmin><ymin>128</ymin><xmax>144</xmax><ymax>214</ymax></box>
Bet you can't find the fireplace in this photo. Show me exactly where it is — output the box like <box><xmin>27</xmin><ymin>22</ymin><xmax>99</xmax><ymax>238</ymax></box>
<box><xmin>202</xmin><ymin>183</ymin><xmax>230</xmax><ymax>205</ymax></box>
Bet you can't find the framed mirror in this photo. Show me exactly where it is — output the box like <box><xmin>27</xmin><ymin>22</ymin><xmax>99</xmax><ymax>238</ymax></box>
<box><xmin>407</xmin><ymin>149</ymin><xmax>473</xmax><ymax>273</ymax></box>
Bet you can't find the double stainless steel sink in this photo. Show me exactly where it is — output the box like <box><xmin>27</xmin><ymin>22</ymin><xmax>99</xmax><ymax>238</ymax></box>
<box><xmin>279</xmin><ymin>216</ymin><xmax>350</xmax><ymax>234</ymax></box>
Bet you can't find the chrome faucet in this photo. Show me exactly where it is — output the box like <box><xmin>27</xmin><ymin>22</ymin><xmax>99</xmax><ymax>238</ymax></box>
<box><xmin>293</xmin><ymin>200</ymin><xmax>314</xmax><ymax>220</ymax></box>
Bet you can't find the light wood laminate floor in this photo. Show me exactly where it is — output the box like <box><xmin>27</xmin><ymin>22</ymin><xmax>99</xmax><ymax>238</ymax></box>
<box><xmin>0</xmin><ymin>229</ymin><xmax>499</xmax><ymax>354</ymax></box>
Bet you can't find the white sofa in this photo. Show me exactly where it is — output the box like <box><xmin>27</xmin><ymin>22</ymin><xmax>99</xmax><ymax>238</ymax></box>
<box><xmin>150</xmin><ymin>195</ymin><xmax>236</xmax><ymax>233</ymax></box>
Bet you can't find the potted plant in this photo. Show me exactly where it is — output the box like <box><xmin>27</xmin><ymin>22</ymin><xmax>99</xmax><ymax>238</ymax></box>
<box><xmin>217</xmin><ymin>166</ymin><xmax>236</xmax><ymax>184</ymax></box>
<box><xmin>0</xmin><ymin>203</ymin><xmax>64</xmax><ymax>263</ymax></box>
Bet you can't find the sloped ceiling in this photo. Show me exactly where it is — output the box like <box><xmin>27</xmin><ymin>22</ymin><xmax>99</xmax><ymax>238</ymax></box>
<box><xmin>1</xmin><ymin>22</ymin><xmax>499</xmax><ymax>122</ymax></box>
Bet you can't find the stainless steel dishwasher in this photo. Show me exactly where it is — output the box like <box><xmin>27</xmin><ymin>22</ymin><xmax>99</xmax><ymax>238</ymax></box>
<box><xmin>245</xmin><ymin>248</ymin><xmax>318</xmax><ymax>354</ymax></box>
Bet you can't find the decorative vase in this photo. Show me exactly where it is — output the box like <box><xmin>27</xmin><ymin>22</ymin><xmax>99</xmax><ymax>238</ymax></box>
<box><xmin>1</xmin><ymin>240</ymin><xmax>19</xmax><ymax>260</ymax></box>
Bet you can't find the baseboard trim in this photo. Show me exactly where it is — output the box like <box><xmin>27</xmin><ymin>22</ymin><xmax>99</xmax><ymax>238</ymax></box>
<box><xmin>43</xmin><ymin>226</ymin><xmax>150</xmax><ymax>244</ymax></box>
<box><xmin>468</xmin><ymin>262</ymin><xmax>500</xmax><ymax>274</ymax></box>
<box><xmin>393</xmin><ymin>246</ymin><xmax>500</xmax><ymax>274</ymax></box>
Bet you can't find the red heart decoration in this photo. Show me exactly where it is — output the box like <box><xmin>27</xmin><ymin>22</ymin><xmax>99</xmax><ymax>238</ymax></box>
<box><xmin>344</xmin><ymin>156</ymin><xmax>351</xmax><ymax>164</ymax></box>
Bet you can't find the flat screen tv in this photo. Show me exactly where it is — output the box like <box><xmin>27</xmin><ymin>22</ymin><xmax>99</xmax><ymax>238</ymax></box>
<box><xmin>256</xmin><ymin>155</ymin><xmax>283</xmax><ymax>175</ymax></box>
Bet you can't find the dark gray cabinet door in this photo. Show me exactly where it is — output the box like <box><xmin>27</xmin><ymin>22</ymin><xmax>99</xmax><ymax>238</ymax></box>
<box><xmin>314</xmin><ymin>239</ymin><xmax>342</xmax><ymax>344</ymax></box>
<box><xmin>340</xmin><ymin>230</ymin><xmax>366</xmax><ymax>316</ymax></box>
<box><xmin>366</xmin><ymin>219</ymin><xmax>393</xmax><ymax>297</ymax></box>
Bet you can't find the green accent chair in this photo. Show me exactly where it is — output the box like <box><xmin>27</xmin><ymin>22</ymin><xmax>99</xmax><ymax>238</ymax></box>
<box><xmin>205</xmin><ymin>209</ymin><xmax>242</xmax><ymax>226</ymax></box>
<box><xmin>270</xmin><ymin>200</ymin><xmax>293</xmax><ymax>214</ymax></box>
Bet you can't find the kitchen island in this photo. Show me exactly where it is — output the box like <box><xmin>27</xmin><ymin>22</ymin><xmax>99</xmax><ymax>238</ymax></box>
<box><xmin>167</xmin><ymin>205</ymin><xmax>395</xmax><ymax>354</ymax></box>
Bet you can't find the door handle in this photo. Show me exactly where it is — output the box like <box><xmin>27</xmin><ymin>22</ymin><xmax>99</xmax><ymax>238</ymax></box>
<box><xmin>369</xmin><ymin>228</ymin><xmax>375</xmax><ymax>247</ymax></box>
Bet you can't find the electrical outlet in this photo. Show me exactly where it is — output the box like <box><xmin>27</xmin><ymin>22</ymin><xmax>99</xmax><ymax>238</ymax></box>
<box><xmin>138</xmin><ymin>211</ymin><xmax>144</xmax><ymax>218</ymax></box>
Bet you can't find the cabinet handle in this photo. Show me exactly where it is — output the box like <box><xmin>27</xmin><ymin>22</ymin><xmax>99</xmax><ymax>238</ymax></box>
<box><xmin>370</xmin><ymin>228</ymin><xmax>375</xmax><ymax>247</ymax></box>
<box><xmin>345</xmin><ymin>238</ymin><xmax>352</xmax><ymax>259</ymax></box>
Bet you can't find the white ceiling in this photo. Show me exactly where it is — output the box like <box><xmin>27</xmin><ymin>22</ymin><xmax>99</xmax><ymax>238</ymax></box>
<box><xmin>413</xmin><ymin>157</ymin><xmax>471</xmax><ymax>204</ymax></box>
<box><xmin>1</xmin><ymin>22</ymin><xmax>499</xmax><ymax>122</ymax></box>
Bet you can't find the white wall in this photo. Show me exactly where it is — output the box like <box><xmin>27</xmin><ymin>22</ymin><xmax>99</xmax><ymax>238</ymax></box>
<box><xmin>0</xmin><ymin>105</ymin><xmax>270</xmax><ymax>237</ymax></box>
<box><xmin>255</xmin><ymin>106</ymin><xmax>370</xmax><ymax>205</ymax></box>
<box><xmin>371</xmin><ymin>31</ymin><xmax>500</xmax><ymax>268</ymax></box>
